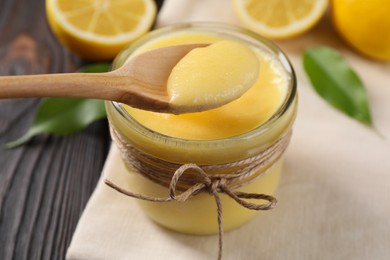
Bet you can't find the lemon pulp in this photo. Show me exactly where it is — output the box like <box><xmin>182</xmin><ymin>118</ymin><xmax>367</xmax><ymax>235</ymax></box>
<box><xmin>233</xmin><ymin>0</ymin><xmax>328</xmax><ymax>39</ymax></box>
<box><xmin>46</xmin><ymin>0</ymin><xmax>156</xmax><ymax>60</ymax></box>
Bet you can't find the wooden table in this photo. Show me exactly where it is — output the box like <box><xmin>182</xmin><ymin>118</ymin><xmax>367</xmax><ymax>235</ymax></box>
<box><xmin>0</xmin><ymin>0</ymin><xmax>163</xmax><ymax>259</ymax></box>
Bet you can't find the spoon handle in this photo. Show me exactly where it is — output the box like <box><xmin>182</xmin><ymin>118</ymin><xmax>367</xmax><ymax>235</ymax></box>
<box><xmin>0</xmin><ymin>73</ymin><xmax>128</xmax><ymax>100</ymax></box>
<box><xmin>0</xmin><ymin>72</ymin><xmax>171</xmax><ymax>112</ymax></box>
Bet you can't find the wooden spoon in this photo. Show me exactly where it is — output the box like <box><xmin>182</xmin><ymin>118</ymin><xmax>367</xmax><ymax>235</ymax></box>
<box><xmin>0</xmin><ymin>43</ymin><xmax>209</xmax><ymax>114</ymax></box>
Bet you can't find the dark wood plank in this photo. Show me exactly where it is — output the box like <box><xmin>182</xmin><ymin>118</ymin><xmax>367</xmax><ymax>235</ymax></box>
<box><xmin>0</xmin><ymin>0</ymin><xmax>110</xmax><ymax>259</ymax></box>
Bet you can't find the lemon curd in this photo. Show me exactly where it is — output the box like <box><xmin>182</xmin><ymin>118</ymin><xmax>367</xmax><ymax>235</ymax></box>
<box><xmin>106</xmin><ymin>24</ymin><xmax>297</xmax><ymax>234</ymax></box>
<box><xmin>168</xmin><ymin>40</ymin><xmax>260</xmax><ymax>112</ymax></box>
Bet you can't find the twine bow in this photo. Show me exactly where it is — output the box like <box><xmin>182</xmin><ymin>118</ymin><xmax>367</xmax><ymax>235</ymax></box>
<box><xmin>105</xmin><ymin>163</ymin><xmax>277</xmax><ymax>260</ymax></box>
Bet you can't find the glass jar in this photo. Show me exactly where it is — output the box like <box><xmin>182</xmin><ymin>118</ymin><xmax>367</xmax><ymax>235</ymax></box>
<box><xmin>105</xmin><ymin>23</ymin><xmax>297</xmax><ymax>235</ymax></box>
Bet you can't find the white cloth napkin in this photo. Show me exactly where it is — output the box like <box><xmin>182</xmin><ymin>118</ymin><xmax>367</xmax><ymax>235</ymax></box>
<box><xmin>67</xmin><ymin>1</ymin><xmax>390</xmax><ymax>259</ymax></box>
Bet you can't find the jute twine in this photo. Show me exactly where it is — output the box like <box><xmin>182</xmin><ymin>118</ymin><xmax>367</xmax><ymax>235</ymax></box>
<box><xmin>105</xmin><ymin>126</ymin><xmax>292</xmax><ymax>260</ymax></box>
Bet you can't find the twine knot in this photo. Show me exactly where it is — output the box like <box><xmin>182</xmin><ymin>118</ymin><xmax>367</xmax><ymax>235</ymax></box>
<box><xmin>210</xmin><ymin>178</ymin><xmax>226</xmax><ymax>194</ymax></box>
<box><xmin>169</xmin><ymin>163</ymin><xmax>228</xmax><ymax>199</ymax></box>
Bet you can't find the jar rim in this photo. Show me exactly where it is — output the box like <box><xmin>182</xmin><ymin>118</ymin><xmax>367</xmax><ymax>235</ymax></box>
<box><xmin>109</xmin><ymin>22</ymin><xmax>297</xmax><ymax>146</ymax></box>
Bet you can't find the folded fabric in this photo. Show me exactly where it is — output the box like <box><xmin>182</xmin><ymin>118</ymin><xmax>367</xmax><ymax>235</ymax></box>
<box><xmin>67</xmin><ymin>0</ymin><xmax>390</xmax><ymax>259</ymax></box>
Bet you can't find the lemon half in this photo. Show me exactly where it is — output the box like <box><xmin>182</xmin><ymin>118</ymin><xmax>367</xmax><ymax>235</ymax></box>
<box><xmin>233</xmin><ymin>0</ymin><xmax>328</xmax><ymax>39</ymax></box>
<box><xmin>46</xmin><ymin>0</ymin><xmax>156</xmax><ymax>60</ymax></box>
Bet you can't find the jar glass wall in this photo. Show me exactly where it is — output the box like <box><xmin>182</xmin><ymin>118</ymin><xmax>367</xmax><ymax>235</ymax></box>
<box><xmin>105</xmin><ymin>23</ymin><xmax>297</xmax><ymax>235</ymax></box>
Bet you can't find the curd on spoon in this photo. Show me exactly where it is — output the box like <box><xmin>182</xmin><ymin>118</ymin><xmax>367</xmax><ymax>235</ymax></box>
<box><xmin>167</xmin><ymin>40</ymin><xmax>260</xmax><ymax>112</ymax></box>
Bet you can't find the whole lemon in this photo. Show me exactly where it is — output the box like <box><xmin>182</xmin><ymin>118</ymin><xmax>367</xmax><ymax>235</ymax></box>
<box><xmin>331</xmin><ymin>0</ymin><xmax>390</xmax><ymax>61</ymax></box>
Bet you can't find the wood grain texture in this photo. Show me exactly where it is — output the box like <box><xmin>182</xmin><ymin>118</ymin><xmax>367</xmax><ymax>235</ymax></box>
<box><xmin>0</xmin><ymin>0</ymin><xmax>164</xmax><ymax>259</ymax></box>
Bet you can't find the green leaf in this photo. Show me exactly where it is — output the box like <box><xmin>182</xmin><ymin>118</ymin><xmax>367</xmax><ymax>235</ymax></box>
<box><xmin>78</xmin><ymin>62</ymin><xmax>112</xmax><ymax>73</ymax></box>
<box><xmin>303</xmin><ymin>46</ymin><xmax>373</xmax><ymax>126</ymax></box>
<box><xmin>5</xmin><ymin>98</ymin><xmax>106</xmax><ymax>148</ymax></box>
<box><xmin>5</xmin><ymin>63</ymin><xmax>111</xmax><ymax>148</ymax></box>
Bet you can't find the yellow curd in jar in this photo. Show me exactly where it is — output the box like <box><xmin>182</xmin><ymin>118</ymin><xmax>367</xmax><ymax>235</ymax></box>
<box><xmin>106</xmin><ymin>24</ymin><xmax>297</xmax><ymax>235</ymax></box>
